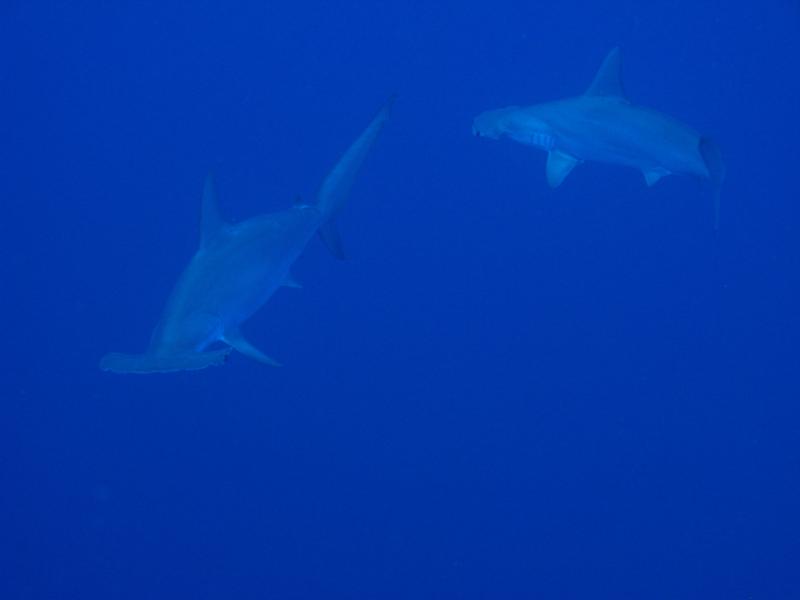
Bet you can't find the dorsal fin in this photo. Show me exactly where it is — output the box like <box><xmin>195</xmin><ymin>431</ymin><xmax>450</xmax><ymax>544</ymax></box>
<box><xmin>201</xmin><ymin>173</ymin><xmax>225</xmax><ymax>245</ymax></box>
<box><xmin>585</xmin><ymin>47</ymin><xmax>626</xmax><ymax>98</ymax></box>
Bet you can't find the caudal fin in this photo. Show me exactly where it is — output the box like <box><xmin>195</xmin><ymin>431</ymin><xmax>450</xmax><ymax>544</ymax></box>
<box><xmin>315</xmin><ymin>96</ymin><xmax>395</xmax><ymax>257</ymax></box>
<box><xmin>699</xmin><ymin>137</ymin><xmax>725</xmax><ymax>229</ymax></box>
<box><xmin>99</xmin><ymin>348</ymin><xmax>232</xmax><ymax>374</ymax></box>
<box><xmin>318</xmin><ymin>221</ymin><xmax>346</xmax><ymax>260</ymax></box>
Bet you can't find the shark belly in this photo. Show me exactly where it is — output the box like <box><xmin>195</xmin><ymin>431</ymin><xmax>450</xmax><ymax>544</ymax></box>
<box><xmin>150</xmin><ymin>208</ymin><xmax>321</xmax><ymax>354</ymax></box>
<box><xmin>551</xmin><ymin>101</ymin><xmax>708</xmax><ymax>177</ymax></box>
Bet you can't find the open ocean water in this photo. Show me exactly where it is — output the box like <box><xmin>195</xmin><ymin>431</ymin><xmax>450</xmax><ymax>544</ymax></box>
<box><xmin>1</xmin><ymin>1</ymin><xmax>799</xmax><ymax>598</ymax></box>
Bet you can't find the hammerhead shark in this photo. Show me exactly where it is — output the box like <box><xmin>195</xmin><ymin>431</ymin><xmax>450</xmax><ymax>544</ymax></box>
<box><xmin>473</xmin><ymin>48</ymin><xmax>724</xmax><ymax>226</ymax></box>
<box><xmin>101</xmin><ymin>98</ymin><xmax>393</xmax><ymax>373</ymax></box>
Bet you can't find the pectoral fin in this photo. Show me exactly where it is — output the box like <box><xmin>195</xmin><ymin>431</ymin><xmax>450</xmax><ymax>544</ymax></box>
<box><xmin>546</xmin><ymin>151</ymin><xmax>579</xmax><ymax>188</ymax></box>
<box><xmin>643</xmin><ymin>167</ymin><xmax>670</xmax><ymax>186</ymax></box>
<box><xmin>223</xmin><ymin>328</ymin><xmax>281</xmax><ymax>367</ymax></box>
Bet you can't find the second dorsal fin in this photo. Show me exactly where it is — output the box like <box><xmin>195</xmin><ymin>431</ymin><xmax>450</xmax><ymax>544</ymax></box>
<box><xmin>201</xmin><ymin>173</ymin><xmax>226</xmax><ymax>246</ymax></box>
<box><xmin>585</xmin><ymin>47</ymin><xmax>626</xmax><ymax>99</ymax></box>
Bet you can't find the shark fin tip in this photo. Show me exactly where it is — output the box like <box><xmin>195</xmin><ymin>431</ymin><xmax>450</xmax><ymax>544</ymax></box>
<box><xmin>586</xmin><ymin>47</ymin><xmax>626</xmax><ymax>98</ymax></box>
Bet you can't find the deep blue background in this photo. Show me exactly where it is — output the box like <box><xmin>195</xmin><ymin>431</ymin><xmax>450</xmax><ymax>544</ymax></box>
<box><xmin>2</xmin><ymin>1</ymin><xmax>799</xmax><ymax>597</ymax></box>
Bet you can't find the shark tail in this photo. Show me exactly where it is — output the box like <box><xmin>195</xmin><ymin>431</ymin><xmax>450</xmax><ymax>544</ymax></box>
<box><xmin>699</xmin><ymin>137</ymin><xmax>725</xmax><ymax>229</ymax></box>
<box><xmin>315</xmin><ymin>96</ymin><xmax>395</xmax><ymax>258</ymax></box>
<box><xmin>99</xmin><ymin>348</ymin><xmax>232</xmax><ymax>374</ymax></box>
<box><xmin>318</xmin><ymin>221</ymin><xmax>346</xmax><ymax>260</ymax></box>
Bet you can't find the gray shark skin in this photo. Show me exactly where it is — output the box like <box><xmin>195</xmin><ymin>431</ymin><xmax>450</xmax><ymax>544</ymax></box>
<box><xmin>473</xmin><ymin>48</ymin><xmax>724</xmax><ymax>226</ymax></box>
<box><xmin>101</xmin><ymin>97</ymin><xmax>393</xmax><ymax>373</ymax></box>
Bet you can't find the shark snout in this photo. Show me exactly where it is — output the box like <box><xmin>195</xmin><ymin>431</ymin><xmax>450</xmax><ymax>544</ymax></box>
<box><xmin>473</xmin><ymin>109</ymin><xmax>512</xmax><ymax>140</ymax></box>
<box><xmin>472</xmin><ymin>120</ymin><xmax>496</xmax><ymax>139</ymax></box>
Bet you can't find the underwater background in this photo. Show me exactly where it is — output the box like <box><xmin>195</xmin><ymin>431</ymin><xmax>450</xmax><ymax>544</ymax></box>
<box><xmin>2</xmin><ymin>0</ymin><xmax>799</xmax><ymax>597</ymax></box>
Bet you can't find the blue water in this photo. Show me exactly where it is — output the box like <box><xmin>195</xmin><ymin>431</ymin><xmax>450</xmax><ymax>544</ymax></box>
<box><xmin>2</xmin><ymin>1</ymin><xmax>799</xmax><ymax>597</ymax></box>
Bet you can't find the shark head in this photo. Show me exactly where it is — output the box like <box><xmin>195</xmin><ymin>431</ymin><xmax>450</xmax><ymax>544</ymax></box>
<box><xmin>472</xmin><ymin>107</ymin><xmax>517</xmax><ymax>140</ymax></box>
<box><xmin>473</xmin><ymin>106</ymin><xmax>555</xmax><ymax>150</ymax></box>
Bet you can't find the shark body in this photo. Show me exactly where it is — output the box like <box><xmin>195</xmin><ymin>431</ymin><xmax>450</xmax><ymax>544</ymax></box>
<box><xmin>473</xmin><ymin>48</ymin><xmax>724</xmax><ymax>225</ymax></box>
<box><xmin>101</xmin><ymin>98</ymin><xmax>393</xmax><ymax>373</ymax></box>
